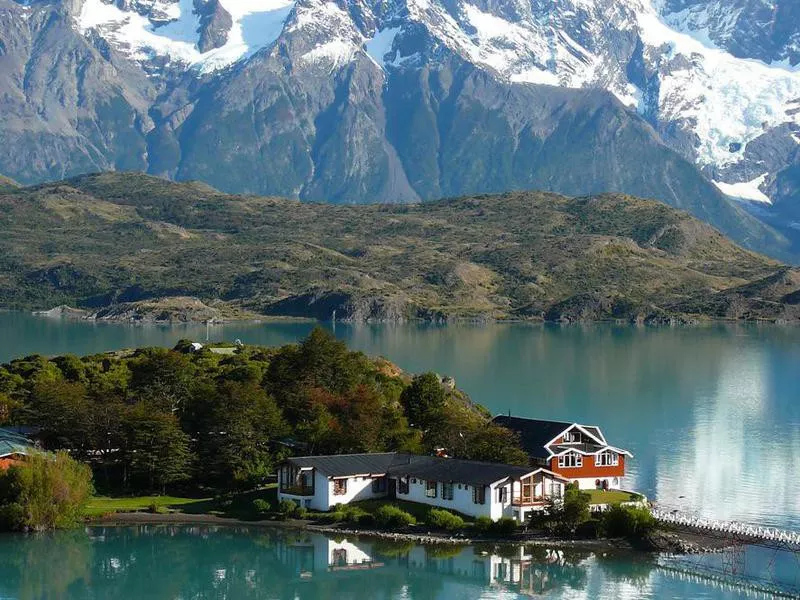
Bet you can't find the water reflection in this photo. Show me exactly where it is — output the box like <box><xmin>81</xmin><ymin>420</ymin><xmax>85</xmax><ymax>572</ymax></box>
<box><xmin>3</xmin><ymin>526</ymin><xmax>794</xmax><ymax>599</ymax></box>
<box><xmin>0</xmin><ymin>526</ymin><xmax>652</xmax><ymax>600</ymax></box>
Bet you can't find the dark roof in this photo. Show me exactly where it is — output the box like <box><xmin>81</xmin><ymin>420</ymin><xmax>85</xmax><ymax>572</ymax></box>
<box><xmin>492</xmin><ymin>416</ymin><xmax>572</xmax><ymax>459</ymax></box>
<box><xmin>0</xmin><ymin>428</ymin><xmax>35</xmax><ymax>459</ymax></box>
<box><xmin>284</xmin><ymin>453</ymin><xmax>403</xmax><ymax>477</ymax></box>
<box><xmin>387</xmin><ymin>455</ymin><xmax>536</xmax><ymax>486</ymax></box>
<box><xmin>284</xmin><ymin>453</ymin><xmax>536</xmax><ymax>486</ymax></box>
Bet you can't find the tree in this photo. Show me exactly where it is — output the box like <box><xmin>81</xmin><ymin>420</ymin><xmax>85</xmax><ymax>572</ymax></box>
<box><xmin>0</xmin><ymin>452</ymin><xmax>93</xmax><ymax>531</ymax></box>
<box><xmin>461</xmin><ymin>425</ymin><xmax>529</xmax><ymax>466</ymax></box>
<box><xmin>538</xmin><ymin>485</ymin><xmax>591</xmax><ymax>536</ymax></box>
<box><xmin>28</xmin><ymin>379</ymin><xmax>91</xmax><ymax>456</ymax></box>
<box><xmin>193</xmin><ymin>381</ymin><xmax>288</xmax><ymax>489</ymax></box>
<box><xmin>122</xmin><ymin>404</ymin><xmax>192</xmax><ymax>492</ymax></box>
<box><xmin>400</xmin><ymin>373</ymin><xmax>446</xmax><ymax>429</ymax></box>
<box><xmin>0</xmin><ymin>393</ymin><xmax>21</xmax><ymax>426</ymax></box>
<box><xmin>128</xmin><ymin>349</ymin><xmax>194</xmax><ymax>413</ymax></box>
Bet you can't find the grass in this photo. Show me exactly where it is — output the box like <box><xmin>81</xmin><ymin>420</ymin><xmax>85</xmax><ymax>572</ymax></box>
<box><xmin>84</xmin><ymin>495</ymin><xmax>212</xmax><ymax>517</ymax></box>
<box><xmin>84</xmin><ymin>485</ymin><xmax>279</xmax><ymax>519</ymax></box>
<box><xmin>584</xmin><ymin>489</ymin><xmax>642</xmax><ymax>506</ymax></box>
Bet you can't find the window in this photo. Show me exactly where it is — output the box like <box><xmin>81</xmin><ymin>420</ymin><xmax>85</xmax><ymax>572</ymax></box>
<box><xmin>521</xmin><ymin>478</ymin><xmax>533</xmax><ymax>503</ymax></box>
<box><xmin>563</xmin><ymin>430</ymin><xmax>580</xmax><ymax>443</ymax></box>
<box><xmin>497</xmin><ymin>486</ymin><xmax>508</xmax><ymax>504</ymax></box>
<box><xmin>333</xmin><ymin>478</ymin><xmax>347</xmax><ymax>496</ymax></box>
<box><xmin>426</xmin><ymin>480</ymin><xmax>438</xmax><ymax>498</ymax></box>
<box><xmin>332</xmin><ymin>548</ymin><xmax>348</xmax><ymax>566</ymax></box>
<box><xmin>472</xmin><ymin>485</ymin><xmax>486</xmax><ymax>505</ymax></box>
<box><xmin>558</xmin><ymin>453</ymin><xmax>583</xmax><ymax>468</ymax></box>
<box><xmin>372</xmin><ymin>477</ymin><xmax>386</xmax><ymax>493</ymax></box>
<box><xmin>596</xmin><ymin>451</ymin><xmax>618</xmax><ymax>466</ymax></box>
<box><xmin>442</xmin><ymin>482</ymin><xmax>454</xmax><ymax>501</ymax></box>
<box><xmin>398</xmin><ymin>477</ymin><xmax>409</xmax><ymax>495</ymax></box>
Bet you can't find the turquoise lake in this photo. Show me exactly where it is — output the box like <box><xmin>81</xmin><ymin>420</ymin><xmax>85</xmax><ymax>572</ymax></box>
<box><xmin>1</xmin><ymin>312</ymin><xmax>799</xmax><ymax>598</ymax></box>
<box><xmin>0</xmin><ymin>525</ymin><xmax>797</xmax><ymax>600</ymax></box>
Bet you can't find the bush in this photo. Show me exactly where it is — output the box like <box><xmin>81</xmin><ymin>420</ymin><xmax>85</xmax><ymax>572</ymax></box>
<box><xmin>252</xmin><ymin>499</ymin><xmax>271</xmax><ymax>514</ymax></box>
<box><xmin>601</xmin><ymin>505</ymin><xmax>656</xmax><ymax>539</ymax></box>
<box><xmin>147</xmin><ymin>503</ymin><xmax>167</xmax><ymax>514</ymax></box>
<box><xmin>295</xmin><ymin>506</ymin><xmax>308</xmax><ymax>519</ymax></box>
<box><xmin>375</xmin><ymin>505</ymin><xmax>416</xmax><ymax>529</ymax></box>
<box><xmin>278</xmin><ymin>499</ymin><xmax>298</xmax><ymax>516</ymax></box>
<box><xmin>428</xmin><ymin>508</ymin><xmax>465</xmax><ymax>531</ymax></box>
<box><xmin>473</xmin><ymin>516</ymin><xmax>493</xmax><ymax>533</ymax></box>
<box><xmin>491</xmin><ymin>517</ymin><xmax>518</xmax><ymax>537</ymax></box>
<box><xmin>0</xmin><ymin>451</ymin><xmax>93</xmax><ymax>531</ymax></box>
<box><xmin>320</xmin><ymin>511</ymin><xmax>346</xmax><ymax>523</ymax></box>
<box><xmin>355</xmin><ymin>513</ymin><xmax>376</xmax><ymax>528</ymax></box>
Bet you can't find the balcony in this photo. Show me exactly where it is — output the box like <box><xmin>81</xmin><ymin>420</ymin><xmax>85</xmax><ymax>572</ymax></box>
<box><xmin>511</xmin><ymin>496</ymin><xmax>558</xmax><ymax>506</ymax></box>
<box><xmin>280</xmin><ymin>485</ymin><xmax>314</xmax><ymax>496</ymax></box>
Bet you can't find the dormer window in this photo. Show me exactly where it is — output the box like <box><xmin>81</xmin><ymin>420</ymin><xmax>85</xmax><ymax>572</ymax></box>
<box><xmin>558</xmin><ymin>453</ymin><xmax>583</xmax><ymax>468</ymax></box>
<box><xmin>563</xmin><ymin>430</ymin><xmax>580</xmax><ymax>443</ymax></box>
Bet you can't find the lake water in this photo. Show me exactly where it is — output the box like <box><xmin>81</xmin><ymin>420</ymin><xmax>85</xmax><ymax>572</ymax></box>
<box><xmin>0</xmin><ymin>525</ymin><xmax>797</xmax><ymax>600</ymax></box>
<box><xmin>2</xmin><ymin>312</ymin><xmax>800</xmax><ymax>598</ymax></box>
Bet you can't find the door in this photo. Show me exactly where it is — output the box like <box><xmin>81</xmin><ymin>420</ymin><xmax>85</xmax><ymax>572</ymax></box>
<box><xmin>388</xmin><ymin>477</ymin><xmax>397</xmax><ymax>499</ymax></box>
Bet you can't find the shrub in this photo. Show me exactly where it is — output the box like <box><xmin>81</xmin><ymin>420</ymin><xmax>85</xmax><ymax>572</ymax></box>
<box><xmin>491</xmin><ymin>517</ymin><xmax>518</xmax><ymax>537</ymax></box>
<box><xmin>278</xmin><ymin>499</ymin><xmax>298</xmax><ymax>516</ymax></box>
<box><xmin>252</xmin><ymin>499</ymin><xmax>271</xmax><ymax>514</ymax></box>
<box><xmin>0</xmin><ymin>451</ymin><xmax>93</xmax><ymax>531</ymax></box>
<box><xmin>375</xmin><ymin>505</ymin><xmax>416</xmax><ymax>529</ymax></box>
<box><xmin>428</xmin><ymin>508</ymin><xmax>465</xmax><ymax>531</ymax></box>
<box><xmin>145</xmin><ymin>502</ymin><xmax>168</xmax><ymax>515</ymax></box>
<box><xmin>320</xmin><ymin>511</ymin><xmax>346</xmax><ymax>524</ymax></box>
<box><xmin>601</xmin><ymin>505</ymin><xmax>656</xmax><ymax>539</ymax></box>
<box><xmin>355</xmin><ymin>513</ymin><xmax>376</xmax><ymax>528</ymax></box>
<box><xmin>295</xmin><ymin>506</ymin><xmax>308</xmax><ymax>519</ymax></box>
<box><xmin>473</xmin><ymin>516</ymin><xmax>493</xmax><ymax>533</ymax></box>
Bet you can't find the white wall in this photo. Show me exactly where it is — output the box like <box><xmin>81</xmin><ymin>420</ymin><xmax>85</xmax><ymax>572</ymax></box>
<box><xmin>397</xmin><ymin>477</ymin><xmax>506</xmax><ymax>519</ymax></box>
<box><xmin>326</xmin><ymin>475</ymin><xmax>386</xmax><ymax>508</ymax></box>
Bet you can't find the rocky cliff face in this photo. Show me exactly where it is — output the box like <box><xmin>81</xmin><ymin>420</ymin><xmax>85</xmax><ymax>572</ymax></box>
<box><xmin>1</xmin><ymin>0</ymin><xmax>799</xmax><ymax>257</ymax></box>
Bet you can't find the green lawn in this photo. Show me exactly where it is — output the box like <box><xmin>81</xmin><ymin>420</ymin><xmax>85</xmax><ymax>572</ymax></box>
<box><xmin>584</xmin><ymin>489</ymin><xmax>643</xmax><ymax>505</ymax></box>
<box><xmin>85</xmin><ymin>495</ymin><xmax>212</xmax><ymax>517</ymax></box>
<box><xmin>85</xmin><ymin>485</ymin><xmax>279</xmax><ymax>519</ymax></box>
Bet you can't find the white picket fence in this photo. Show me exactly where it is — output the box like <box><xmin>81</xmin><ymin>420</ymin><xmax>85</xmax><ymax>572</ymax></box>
<box><xmin>652</xmin><ymin>509</ymin><xmax>800</xmax><ymax>547</ymax></box>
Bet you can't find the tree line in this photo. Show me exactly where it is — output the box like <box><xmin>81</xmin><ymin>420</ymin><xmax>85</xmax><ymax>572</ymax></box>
<box><xmin>0</xmin><ymin>328</ymin><xmax>527</xmax><ymax>494</ymax></box>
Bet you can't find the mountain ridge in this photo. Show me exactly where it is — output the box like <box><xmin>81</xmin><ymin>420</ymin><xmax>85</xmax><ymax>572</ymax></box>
<box><xmin>2</xmin><ymin>172</ymin><xmax>799</xmax><ymax>324</ymax></box>
<box><xmin>1</xmin><ymin>0</ymin><xmax>799</xmax><ymax>259</ymax></box>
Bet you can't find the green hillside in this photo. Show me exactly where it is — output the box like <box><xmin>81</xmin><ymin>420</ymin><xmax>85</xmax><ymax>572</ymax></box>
<box><xmin>1</xmin><ymin>172</ymin><xmax>798</xmax><ymax>323</ymax></box>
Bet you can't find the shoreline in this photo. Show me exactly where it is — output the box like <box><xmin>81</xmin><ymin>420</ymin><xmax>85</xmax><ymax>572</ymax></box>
<box><xmin>23</xmin><ymin>307</ymin><xmax>800</xmax><ymax>327</ymax></box>
<box><xmin>88</xmin><ymin>512</ymin><xmax>728</xmax><ymax>554</ymax></box>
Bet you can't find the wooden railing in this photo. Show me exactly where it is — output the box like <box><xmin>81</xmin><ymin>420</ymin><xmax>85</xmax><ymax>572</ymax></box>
<box><xmin>512</xmin><ymin>496</ymin><xmax>550</xmax><ymax>506</ymax></box>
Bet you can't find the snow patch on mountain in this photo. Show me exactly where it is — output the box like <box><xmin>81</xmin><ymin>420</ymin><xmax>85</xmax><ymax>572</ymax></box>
<box><xmin>77</xmin><ymin>0</ymin><xmax>294</xmax><ymax>72</ymax></box>
<box><xmin>714</xmin><ymin>173</ymin><xmax>772</xmax><ymax>204</ymax></box>
<box><xmin>365</xmin><ymin>27</ymin><xmax>402</xmax><ymax>69</ymax></box>
<box><xmin>636</xmin><ymin>7</ymin><xmax>800</xmax><ymax>168</ymax></box>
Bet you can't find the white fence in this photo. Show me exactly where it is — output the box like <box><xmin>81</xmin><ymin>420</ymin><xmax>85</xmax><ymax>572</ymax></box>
<box><xmin>652</xmin><ymin>509</ymin><xmax>800</xmax><ymax>547</ymax></box>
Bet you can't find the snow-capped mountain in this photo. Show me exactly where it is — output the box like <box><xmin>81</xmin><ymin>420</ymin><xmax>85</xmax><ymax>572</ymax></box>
<box><xmin>1</xmin><ymin>0</ymin><xmax>799</xmax><ymax>256</ymax></box>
